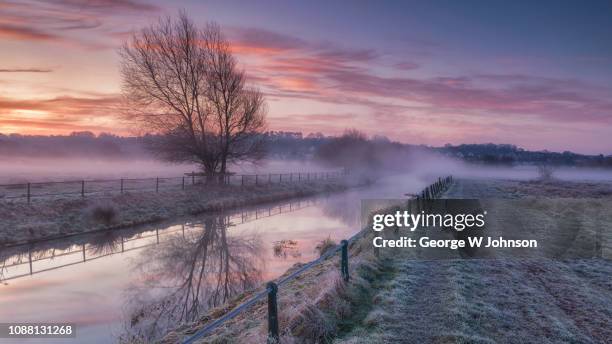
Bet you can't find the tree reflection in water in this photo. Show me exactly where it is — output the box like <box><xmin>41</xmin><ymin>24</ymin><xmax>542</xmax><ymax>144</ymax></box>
<box><xmin>121</xmin><ymin>214</ymin><xmax>264</xmax><ymax>342</ymax></box>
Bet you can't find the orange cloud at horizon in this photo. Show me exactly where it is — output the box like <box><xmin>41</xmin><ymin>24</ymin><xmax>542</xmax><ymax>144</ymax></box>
<box><xmin>0</xmin><ymin>95</ymin><xmax>126</xmax><ymax>135</ymax></box>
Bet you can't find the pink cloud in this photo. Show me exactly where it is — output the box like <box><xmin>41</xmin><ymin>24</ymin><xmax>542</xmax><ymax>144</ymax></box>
<box><xmin>0</xmin><ymin>24</ymin><xmax>60</xmax><ymax>41</ymax></box>
<box><xmin>229</xmin><ymin>27</ymin><xmax>612</xmax><ymax>132</ymax></box>
<box><xmin>41</xmin><ymin>0</ymin><xmax>160</xmax><ymax>13</ymax></box>
<box><xmin>0</xmin><ymin>0</ymin><xmax>159</xmax><ymax>48</ymax></box>
<box><xmin>0</xmin><ymin>68</ymin><xmax>53</xmax><ymax>73</ymax></box>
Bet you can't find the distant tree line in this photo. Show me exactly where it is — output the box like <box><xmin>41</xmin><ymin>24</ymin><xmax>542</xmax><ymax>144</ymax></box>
<box><xmin>433</xmin><ymin>143</ymin><xmax>612</xmax><ymax>167</ymax></box>
<box><xmin>0</xmin><ymin>132</ymin><xmax>146</xmax><ymax>158</ymax></box>
<box><xmin>269</xmin><ymin>133</ymin><xmax>612</xmax><ymax>168</ymax></box>
<box><xmin>2</xmin><ymin>131</ymin><xmax>611</xmax><ymax>168</ymax></box>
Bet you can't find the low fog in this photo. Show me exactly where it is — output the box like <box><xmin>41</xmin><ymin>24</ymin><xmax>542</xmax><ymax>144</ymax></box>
<box><xmin>0</xmin><ymin>157</ymin><xmax>336</xmax><ymax>184</ymax></box>
<box><xmin>406</xmin><ymin>152</ymin><xmax>612</xmax><ymax>182</ymax></box>
<box><xmin>0</xmin><ymin>157</ymin><xmax>196</xmax><ymax>184</ymax></box>
<box><xmin>1</xmin><ymin>154</ymin><xmax>610</xmax><ymax>186</ymax></box>
<box><xmin>1</xmin><ymin>129</ymin><xmax>610</xmax><ymax>184</ymax></box>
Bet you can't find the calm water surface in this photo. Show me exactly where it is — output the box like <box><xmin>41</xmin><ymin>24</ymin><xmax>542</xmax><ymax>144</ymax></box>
<box><xmin>0</xmin><ymin>174</ymin><xmax>428</xmax><ymax>343</ymax></box>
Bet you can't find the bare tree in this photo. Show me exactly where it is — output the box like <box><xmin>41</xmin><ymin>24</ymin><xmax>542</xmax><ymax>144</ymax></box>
<box><xmin>119</xmin><ymin>12</ymin><xmax>266</xmax><ymax>181</ymax></box>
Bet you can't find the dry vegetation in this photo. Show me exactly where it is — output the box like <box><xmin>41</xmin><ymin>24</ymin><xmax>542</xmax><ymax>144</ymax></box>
<box><xmin>158</xmin><ymin>230</ymin><xmax>395</xmax><ymax>344</ymax></box>
<box><xmin>315</xmin><ymin>237</ymin><xmax>338</xmax><ymax>257</ymax></box>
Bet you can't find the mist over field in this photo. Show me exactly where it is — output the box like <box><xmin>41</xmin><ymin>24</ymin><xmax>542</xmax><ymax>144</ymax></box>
<box><xmin>2</xmin><ymin>130</ymin><xmax>610</xmax><ymax>185</ymax></box>
<box><xmin>405</xmin><ymin>152</ymin><xmax>612</xmax><ymax>182</ymax></box>
<box><xmin>0</xmin><ymin>157</ymin><xmax>195</xmax><ymax>183</ymax></box>
<box><xmin>2</xmin><ymin>152</ymin><xmax>610</xmax><ymax>185</ymax></box>
<box><xmin>0</xmin><ymin>157</ymin><xmax>336</xmax><ymax>184</ymax></box>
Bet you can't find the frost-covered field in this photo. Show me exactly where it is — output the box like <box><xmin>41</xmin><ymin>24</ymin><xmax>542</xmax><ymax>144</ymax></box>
<box><xmin>336</xmin><ymin>178</ymin><xmax>612</xmax><ymax>344</ymax></box>
<box><xmin>0</xmin><ymin>179</ymin><xmax>350</xmax><ymax>246</ymax></box>
<box><xmin>445</xmin><ymin>178</ymin><xmax>612</xmax><ymax>199</ymax></box>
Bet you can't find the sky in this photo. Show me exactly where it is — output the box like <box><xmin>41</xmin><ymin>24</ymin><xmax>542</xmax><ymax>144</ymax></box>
<box><xmin>0</xmin><ymin>0</ymin><xmax>611</xmax><ymax>154</ymax></box>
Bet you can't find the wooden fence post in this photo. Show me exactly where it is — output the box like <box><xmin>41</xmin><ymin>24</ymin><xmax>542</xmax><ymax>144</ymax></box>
<box><xmin>27</xmin><ymin>183</ymin><xmax>31</xmax><ymax>204</ymax></box>
<box><xmin>156</xmin><ymin>178</ymin><xmax>159</xmax><ymax>193</ymax></box>
<box><xmin>267</xmin><ymin>282</ymin><xmax>279</xmax><ymax>343</ymax></box>
<box><xmin>81</xmin><ymin>180</ymin><xmax>85</xmax><ymax>198</ymax></box>
<box><xmin>182</xmin><ymin>177</ymin><xmax>185</xmax><ymax>190</ymax></box>
<box><xmin>341</xmin><ymin>240</ymin><xmax>349</xmax><ymax>282</ymax></box>
<box><xmin>28</xmin><ymin>250</ymin><xmax>33</xmax><ymax>274</ymax></box>
<box><xmin>121</xmin><ymin>179</ymin><xmax>124</xmax><ymax>194</ymax></box>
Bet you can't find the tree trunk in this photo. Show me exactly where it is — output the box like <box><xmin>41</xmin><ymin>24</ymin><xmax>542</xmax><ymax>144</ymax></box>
<box><xmin>218</xmin><ymin>156</ymin><xmax>227</xmax><ymax>185</ymax></box>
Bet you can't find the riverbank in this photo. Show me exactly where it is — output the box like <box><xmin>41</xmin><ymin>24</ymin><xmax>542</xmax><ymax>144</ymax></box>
<box><xmin>159</xmin><ymin>178</ymin><xmax>612</xmax><ymax>344</ymax></box>
<box><xmin>0</xmin><ymin>179</ymin><xmax>352</xmax><ymax>246</ymax></box>
<box><xmin>157</xmin><ymin>230</ymin><xmax>390</xmax><ymax>344</ymax></box>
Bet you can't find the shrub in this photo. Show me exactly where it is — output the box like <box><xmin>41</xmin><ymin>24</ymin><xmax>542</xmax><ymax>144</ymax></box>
<box><xmin>315</xmin><ymin>236</ymin><xmax>337</xmax><ymax>257</ymax></box>
<box><xmin>89</xmin><ymin>203</ymin><xmax>117</xmax><ymax>225</ymax></box>
<box><xmin>537</xmin><ymin>164</ymin><xmax>554</xmax><ymax>180</ymax></box>
<box><xmin>286</xmin><ymin>303</ymin><xmax>336</xmax><ymax>342</ymax></box>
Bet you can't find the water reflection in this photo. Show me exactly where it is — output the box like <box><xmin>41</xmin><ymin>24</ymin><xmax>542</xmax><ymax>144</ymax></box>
<box><xmin>0</xmin><ymin>198</ymin><xmax>320</xmax><ymax>343</ymax></box>
<box><xmin>0</xmin><ymin>198</ymin><xmax>317</xmax><ymax>285</ymax></box>
<box><xmin>122</xmin><ymin>215</ymin><xmax>264</xmax><ymax>341</ymax></box>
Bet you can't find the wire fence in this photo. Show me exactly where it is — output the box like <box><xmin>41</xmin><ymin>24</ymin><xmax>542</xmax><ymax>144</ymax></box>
<box><xmin>0</xmin><ymin>170</ymin><xmax>345</xmax><ymax>203</ymax></box>
<box><xmin>181</xmin><ymin>175</ymin><xmax>454</xmax><ymax>344</ymax></box>
<box><xmin>0</xmin><ymin>197</ymin><xmax>319</xmax><ymax>283</ymax></box>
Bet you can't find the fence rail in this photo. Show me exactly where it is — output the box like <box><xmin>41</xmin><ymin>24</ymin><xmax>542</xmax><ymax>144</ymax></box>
<box><xmin>181</xmin><ymin>175</ymin><xmax>454</xmax><ymax>344</ymax></box>
<box><xmin>0</xmin><ymin>170</ymin><xmax>345</xmax><ymax>203</ymax></box>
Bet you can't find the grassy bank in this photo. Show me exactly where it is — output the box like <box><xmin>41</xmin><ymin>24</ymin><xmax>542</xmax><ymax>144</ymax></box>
<box><xmin>0</xmin><ymin>180</ymin><xmax>350</xmax><ymax>246</ymax></box>
<box><xmin>158</xmin><ymin>230</ymin><xmax>394</xmax><ymax>344</ymax></box>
